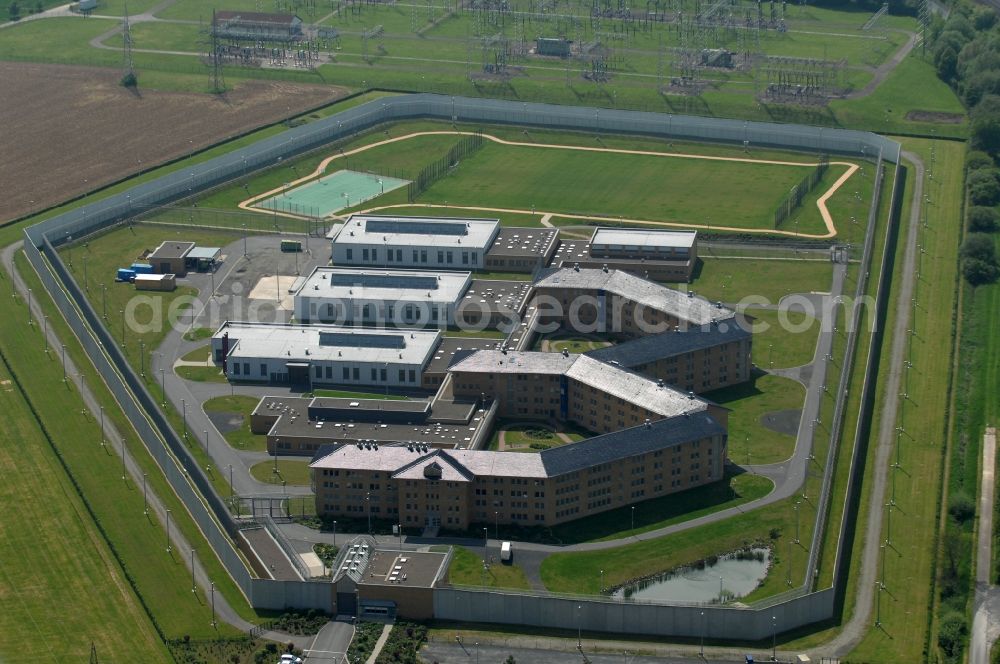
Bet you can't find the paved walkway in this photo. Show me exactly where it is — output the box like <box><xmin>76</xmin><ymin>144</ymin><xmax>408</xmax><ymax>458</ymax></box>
<box><xmin>971</xmin><ymin>427</ymin><xmax>999</xmax><ymax>664</ymax></box>
<box><xmin>364</xmin><ymin>623</ymin><xmax>393</xmax><ymax>664</ymax></box>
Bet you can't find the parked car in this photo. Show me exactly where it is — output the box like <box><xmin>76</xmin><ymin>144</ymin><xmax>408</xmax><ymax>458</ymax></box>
<box><xmin>278</xmin><ymin>655</ymin><xmax>303</xmax><ymax>664</ymax></box>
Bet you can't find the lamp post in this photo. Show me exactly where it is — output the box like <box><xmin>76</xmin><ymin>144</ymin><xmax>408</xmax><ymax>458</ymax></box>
<box><xmin>191</xmin><ymin>549</ymin><xmax>197</xmax><ymax>593</ymax></box>
<box><xmin>228</xmin><ymin>464</ymin><xmax>234</xmax><ymax>499</ymax></box>
<box><xmin>119</xmin><ymin>309</ymin><xmax>125</xmax><ymax>347</ymax></box>
<box><xmin>630</xmin><ymin>505</ymin><xmax>635</xmax><ymax>531</ymax></box>
<box><xmin>27</xmin><ymin>288</ymin><xmax>32</xmax><ymax>325</ymax></box>
<box><xmin>366</xmin><ymin>492</ymin><xmax>371</xmax><ymax>534</ymax></box>
<box><xmin>43</xmin><ymin>315</ymin><xmax>48</xmax><ymax>351</ymax></box>
<box><xmin>494</xmin><ymin>511</ymin><xmax>499</xmax><ymax>540</ymax></box>
<box><xmin>333</xmin><ymin>520</ymin><xmax>337</xmax><ymax>547</ymax></box>
<box><xmin>182</xmin><ymin>399</ymin><xmax>187</xmax><ymax>439</ymax></box>
<box><xmin>771</xmin><ymin>615</ymin><xmax>777</xmax><ymax>661</ymax></box>
<box><xmin>483</xmin><ymin>527</ymin><xmax>488</xmax><ymax>561</ymax></box>
<box><xmin>101</xmin><ymin>283</ymin><xmax>107</xmax><ymax>319</ymax></box>
<box><xmin>794</xmin><ymin>501</ymin><xmax>800</xmax><ymax>544</ymax></box>
<box><xmin>397</xmin><ymin>523</ymin><xmax>403</xmax><ymax>550</ymax></box>
<box><xmin>166</xmin><ymin>509</ymin><xmax>172</xmax><ymax>553</ymax></box>
<box><xmin>121</xmin><ymin>437</ymin><xmax>127</xmax><ymax>481</ymax></box>
<box><xmin>100</xmin><ymin>406</ymin><xmax>105</xmax><ymax>447</ymax></box>
<box><xmin>210</xmin><ymin>582</ymin><xmax>217</xmax><ymax>628</ymax></box>
<box><xmin>719</xmin><ymin>576</ymin><xmax>724</xmax><ymax>602</ymax></box>
<box><xmin>577</xmin><ymin>604</ymin><xmax>582</xmax><ymax>648</ymax></box>
<box><xmin>140</xmin><ymin>339</ymin><xmax>145</xmax><ymax>377</ymax></box>
<box><xmin>159</xmin><ymin>368</ymin><xmax>165</xmax><ymax>406</ymax></box>
<box><xmin>142</xmin><ymin>473</ymin><xmax>148</xmax><ymax>516</ymax></box>
<box><xmin>61</xmin><ymin>344</ymin><xmax>67</xmax><ymax>382</ymax></box>
<box><xmin>600</xmin><ymin>569</ymin><xmax>604</xmax><ymax>593</ymax></box>
<box><xmin>700</xmin><ymin>610</ymin><xmax>705</xmax><ymax>658</ymax></box>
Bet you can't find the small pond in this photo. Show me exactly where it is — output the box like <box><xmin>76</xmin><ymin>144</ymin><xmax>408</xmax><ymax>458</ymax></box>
<box><xmin>611</xmin><ymin>547</ymin><xmax>771</xmax><ymax>604</ymax></box>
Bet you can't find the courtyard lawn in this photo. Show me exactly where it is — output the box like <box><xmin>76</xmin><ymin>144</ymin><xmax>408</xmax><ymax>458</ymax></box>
<box><xmin>681</xmin><ymin>256</ymin><xmax>833</xmax><ymax>305</ymax></box>
<box><xmin>746</xmin><ymin>308</ymin><xmax>821</xmax><ymax>369</ymax></box>
<box><xmin>176</xmin><ymin>364</ymin><xmax>228</xmax><ymax>383</ymax></box>
<box><xmin>204</xmin><ymin>395</ymin><xmax>267</xmax><ymax>452</ymax></box>
<box><xmin>447</xmin><ymin>546</ymin><xmax>532</xmax><ymax>590</ymax></box>
<box><xmin>705</xmin><ymin>374</ymin><xmax>806</xmax><ymax>465</ymax></box>
<box><xmin>250</xmin><ymin>459</ymin><xmax>312</xmax><ymax>486</ymax></box>
<box><xmin>180</xmin><ymin>343</ymin><xmax>211</xmax><ymax>363</ymax></box>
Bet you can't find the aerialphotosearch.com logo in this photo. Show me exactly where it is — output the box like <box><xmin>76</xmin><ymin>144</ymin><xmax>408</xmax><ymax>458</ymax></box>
<box><xmin>118</xmin><ymin>282</ymin><xmax>876</xmax><ymax>340</ymax></box>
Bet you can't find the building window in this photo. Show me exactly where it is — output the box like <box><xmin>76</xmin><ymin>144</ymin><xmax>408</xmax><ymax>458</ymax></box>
<box><xmin>437</xmin><ymin>251</ymin><xmax>444</xmax><ymax>263</ymax></box>
<box><xmin>371</xmin><ymin>368</ymin><xmax>377</xmax><ymax>381</ymax></box>
<box><xmin>346</xmin><ymin>248</ymin><xmax>353</xmax><ymax>260</ymax></box>
<box><xmin>421</xmin><ymin>250</ymin><xmax>428</xmax><ymax>263</ymax></box>
<box><xmin>371</xmin><ymin>248</ymin><xmax>377</xmax><ymax>262</ymax></box>
<box><xmin>462</xmin><ymin>251</ymin><xmax>469</xmax><ymax>265</ymax></box>
<box><xmin>380</xmin><ymin>368</ymin><xmax>387</xmax><ymax>382</ymax></box>
<box><xmin>399</xmin><ymin>369</ymin><xmax>406</xmax><ymax>382</ymax></box>
<box><xmin>409</xmin><ymin>370</ymin><xmax>416</xmax><ymax>382</ymax></box>
<box><xmin>260</xmin><ymin>363</ymin><xmax>267</xmax><ymax>376</ymax></box>
<box><xmin>396</xmin><ymin>249</ymin><xmax>403</xmax><ymax>262</ymax></box>
<box><xmin>362</xmin><ymin>248</ymin><xmax>369</xmax><ymax>261</ymax></box>
<box><xmin>412</xmin><ymin>250</ymin><xmax>419</xmax><ymax>262</ymax></box>
<box><xmin>353</xmin><ymin>367</ymin><xmax>360</xmax><ymax>380</ymax></box>
<box><xmin>325</xmin><ymin>366</ymin><xmax>332</xmax><ymax>379</ymax></box>
<box><xmin>243</xmin><ymin>363</ymin><xmax>249</xmax><ymax>375</ymax></box>
<box><xmin>446</xmin><ymin>251</ymin><xmax>453</xmax><ymax>264</ymax></box>
<box><xmin>343</xmin><ymin>367</ymin><xmax>350</xmax><ymax>380</ymax></box>
<box><xmin>234</xmin><ymin>363</ymin><xmax>241</xmax><ymax>375</ymax></box>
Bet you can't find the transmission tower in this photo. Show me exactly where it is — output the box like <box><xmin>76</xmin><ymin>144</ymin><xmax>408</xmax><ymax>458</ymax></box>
<box><xmin>918</xmin><ymin>0</ymin><xmax>930</xmax><ymax>57</ymax></box>
<box><xmin>209</xmin><ymin>9</ymin><xmax>226</xmax><ymax>93</ymax></box>
<box><xmin>121</xmin><ymin>3</ymin><xmax>137</xmax><ymax>86</ymax></box>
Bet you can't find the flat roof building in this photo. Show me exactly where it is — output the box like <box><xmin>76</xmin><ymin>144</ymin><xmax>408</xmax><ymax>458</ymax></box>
<box><xmin>293</xmin><ymin>267</ymin><xmax>472</xmax><ymax>327</ymax></box>
<box><xmin>212</xmin><ymin>322</ymin><xmax>440</xmax><ymax>389</ymax></box>
<box><xmin>330</xmin><ymin>215</ymin><xmax>501</xmax><ymax>270</ymax></box>
<box><xmin>483</xmin><ymin>227</ymin><xmax>559</xmax><ymax>273</ymax></box>
<box><xmin>148</xmin><ymin>241</ymin><xmax>194</xmax><ymax>277</ymax></box>
<box><xmin>552</xmin><ymin>228</ymin><xmax>699</xmax><ymax>281</ymax></box>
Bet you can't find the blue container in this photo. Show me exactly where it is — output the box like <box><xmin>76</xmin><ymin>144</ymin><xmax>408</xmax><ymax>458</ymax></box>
<box><xmin>117</xmin><ymin>268</ymin><xmax>137</xmax><ymax>282</ymax></box>
<box><xmin>130</xmin><ymin>263</ymin><xmax>154</xmax><ymax>274</ymax></box>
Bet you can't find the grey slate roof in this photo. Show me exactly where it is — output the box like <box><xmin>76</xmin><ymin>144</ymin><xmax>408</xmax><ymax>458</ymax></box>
<box><xmin>540</xmin><ymin>412</ymin><xmax>726</xmax><ymax>476</ymax></box>
<box><xmin>585</xmin><ymin>321</ymin><xmax>752</xmax><ymax>367</ymax></box>
<box><xmin>533</xmin><ymin>267</ymin><xmax>735</xmax><ymax>326</ymax></box>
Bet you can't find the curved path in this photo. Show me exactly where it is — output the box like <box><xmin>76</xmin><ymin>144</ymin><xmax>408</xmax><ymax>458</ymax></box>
<box><xmin>237</xmin><ymin>130</ymin><xmax>859</xmax><ymax>240</ymax></box>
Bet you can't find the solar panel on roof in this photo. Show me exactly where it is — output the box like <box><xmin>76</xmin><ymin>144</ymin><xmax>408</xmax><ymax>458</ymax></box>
<box><xmin>329</xmin><ymin>273</ymin><xmax>438</xmax><ymax>290</ymax></box>
<box><xmin>318</xmin><ymin>332</ymin><xmax>407</xmax><ymax>349</ymax></box>
<box><xmin>367</xmin><ymin>219</ymin><xmax>468</xmax><ymax>236</ymax></box>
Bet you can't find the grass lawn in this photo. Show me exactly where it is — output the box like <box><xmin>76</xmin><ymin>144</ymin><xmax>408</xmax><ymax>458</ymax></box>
<box><xmin>495</xmin><ymin>423</ymin><xmax>579</xmax><ymax>452</ymax></box>
<box><xmin>680</xmin><ymin>256</ymin><xmax>833</xmax><ymax>305</ymax></box>
<box><xmin>177</xmin><ymin>364</ymin><xmax>228</xmax><ymax>382</ymax></box>
<box><xmin>183</xmin><ymin>327</ymin><xmax>214</xmax><ymax>341</ymax></box>
<box><xmin>705</xmin><ymin>374</ymin><xmax>805</xmax><ymax>465</ymax></box>
<box><xmin>250</xmin><ymin>459</ymin><xmax>312</xmax><ymax>486</ymax></box>
<box><xmin>418</xmin><ymin>141</ymin><xmax>825</xmax><ymax>234</ymax></box>
<box><xmin>746</xmin><ymin>308</ymin><xmax>820</xmax><ymax>369</ymax></box>
<box><xmin>0</xmin><ymin>361</ymin><xmax>171</xmax><ymax>663</ymax></box>
<box><xmin>540</xmin><ymin>335</ymin><xmax>611</xmax><ymax>354</ymax></box>
<box><xmin>447</xmin><ymin>546</ymin><xmax>532</xmax><ymax>590</ymax></box>
<box><xmin>845</xmin><ymin>139</ymin><xmax>964</xmax><ymax>661</ymax></box>
<box><xmin>180</xmin><ymin>343</ymin><xmax>211</xmax><ymax>362</ymax></box>
<box><xmin>540</xmin><ymin>486</ymin><xmax>799</xmax><ymax>597</ymax></box>
<box><xmin>204</xmin><ymin>395</ymin><xmax>267</xmax><ymax>452</ymax></box>
<box><xmin>8</xmin><ymin>253</ymin><xmax>254</xmax><ymax>636</ymax></box>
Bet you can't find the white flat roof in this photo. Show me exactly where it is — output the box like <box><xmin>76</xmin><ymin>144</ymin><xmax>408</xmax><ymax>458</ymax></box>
<box><xmin>334</xmin><ymin>215</ymin><xmax>500</xmax><ymax>250</ymax></box>
<box><xmin>591</xmin><ymin>228</ymin><xmax>697</xmax><ymax>249</ymax></box>
<box><xmin>297</xmin><ymin>267</ymin><xmax>471</xmax><ymax>305</ymax></box>
<box><xmin>215</xmin><ymin>322</ymin><xmax>441</xmax><ymax>365</ymax></box>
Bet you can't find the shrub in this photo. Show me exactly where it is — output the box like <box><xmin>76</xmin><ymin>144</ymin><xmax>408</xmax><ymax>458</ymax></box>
<box><xmin>947</xmin><ymin>492</ymin><xmax>976</xmax><ymax>523</ymax></box>
<box><xmin>938</xmin><ymin>610</ymin><xmax>968</xmax><ymax>660</ymax></box>
<box><xmin>962</xmin><ymin>233</ymin><xmax>998</xmax><ymax>262</ymax></box>
<box><xmin>967</xmin><ymin>150</ymin><xmax>995</xmax><ymax>170</ymax></box>
<box><xmin>968</xmin><ymin>169</ymin><xmax>1000</xmax><ymax>205</ymax></box>
<box><xmin>969</xmin><ymin>206</ymin><xmax>999</xmax><ymax>232</ymax></box>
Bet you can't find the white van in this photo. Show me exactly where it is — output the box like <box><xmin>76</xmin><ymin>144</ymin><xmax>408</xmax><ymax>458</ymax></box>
<box><xmin>500</xmin><ymin>541</ymin><xmax>512</xmax><ymax>563</ymax></box>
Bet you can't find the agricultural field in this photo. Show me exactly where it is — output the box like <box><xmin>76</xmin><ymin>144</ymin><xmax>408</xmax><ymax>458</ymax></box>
<box><xmin>0</xmin><ymin>60</ymin><xmax>343</xmax><ymax>223</ymax></box>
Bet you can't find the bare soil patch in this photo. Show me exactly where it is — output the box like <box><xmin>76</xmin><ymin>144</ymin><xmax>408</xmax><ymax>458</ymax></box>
<box><xmin>0</xmin><ymin>61</ymin><xmax>346</xmax><ymax>222</ymax></box>
<box><xmin>904</xmin><ymin>110</ymin><xmax>966</xmax><ymax>124</ymax></box>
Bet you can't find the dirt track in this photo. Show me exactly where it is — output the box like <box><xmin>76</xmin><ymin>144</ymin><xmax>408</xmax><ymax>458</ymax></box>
<box><xmin>239</xmin><ymin>130</ymin><xmax>858</xmax><ymax>239</ymax></box>
<box><xmin>0</xmin><ymin>61</ymin><xmax>346</xmax><ymax>223</ymax></box>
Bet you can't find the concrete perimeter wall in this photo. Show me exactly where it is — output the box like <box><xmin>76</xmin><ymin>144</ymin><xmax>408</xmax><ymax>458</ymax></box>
<box><xmin>23</xmin><ymin>93</ymin><xmax>902</xmax><ymax>634</ymax></box>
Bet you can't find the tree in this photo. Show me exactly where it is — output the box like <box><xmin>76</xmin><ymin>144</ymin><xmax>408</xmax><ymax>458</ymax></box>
<box><xmin>504</xmin><ymin>656</ymin><xmax>517</xmax><ymax>664</ymax></box>
<box><xmin>8</xmin><ymin>1</ymin><xmax>20</xmax><ymax>20</ymax></box>
<box><xmin>971</xmin><ymin>95</ymin><xmax>1000</xmax><ymax>154</ymax></box>
<box><xmin>962</xmin><ymin>233</ymin><xmax>998</xmax><ymax>262</ymax></box>
<box><xmin>936</xmin><ymin>45</ymin><xmax>959</xmax><ymax>83</ymax></box>
<box><xmin>963</xmin><ymin>257</ymin><xmax>999</xmax><ymax>285</ymax></box>
<box><xmin>969</xmin><ymin>206</ymin><xmax>1000</xmax><ymax>232</ymax></box>
<box><xmin>967</xmin><ymin>150</ymin><xmax>995</xmax><ymax>170</ymax></box>
<box><xmin>938</xmin><ymin>610</ymin><xmax>969</xmax><ymax>659</ymax></box>
<box><xmin>973</xmin><ymin>6</ymin><xmax>998</xmax><ymax>31</ymax></box>
<box><xmin>969</xmin><ymin>175</ymin><xmax>1000</xmax><ymax>206</ymax></box>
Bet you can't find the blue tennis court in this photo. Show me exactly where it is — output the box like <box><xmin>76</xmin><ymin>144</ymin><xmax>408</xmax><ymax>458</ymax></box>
<box><xmin>255</xmin><ymin>169</ymin><xmax>410</xmax><ymax>217</ymax></box>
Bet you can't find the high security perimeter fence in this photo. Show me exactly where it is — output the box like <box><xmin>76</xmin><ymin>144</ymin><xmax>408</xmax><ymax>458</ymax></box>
<box><xmin>23</xmin><ymin>94</ymin><xmax>903</xmax><ymax>634</ymax></box>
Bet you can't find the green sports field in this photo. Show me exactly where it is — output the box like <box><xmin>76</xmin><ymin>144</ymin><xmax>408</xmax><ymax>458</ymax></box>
<box><xmin>255</xmin><ymin>169</ymin><xmax>410</xmax><ymax>217</ymax></box>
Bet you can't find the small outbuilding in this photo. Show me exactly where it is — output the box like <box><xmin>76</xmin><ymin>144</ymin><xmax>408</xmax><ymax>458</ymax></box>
<box><xmin>148</xmin><ymin>241</ymin><xmax>195</xmax><ymax>277</ymax></box>
<box><xmin>134</xmin><ymin>273</ymin><xmax>177</xmax><ymax>292</ymax></box>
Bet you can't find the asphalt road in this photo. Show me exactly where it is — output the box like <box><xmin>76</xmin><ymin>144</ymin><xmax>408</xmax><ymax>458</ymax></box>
<box><xmin>421</xmin><ymin>642</ymin><xmax>750</xmax><ymax>663</ymax></box>
<box><xmin>971</xmin><ymin>427</ymin><xmax>998</xmax><ymax>664</ymax></box>
<box><xmin>305</xmin><ymin>620</ymin><xmax>355</xmax><ymax>663</ymax></box>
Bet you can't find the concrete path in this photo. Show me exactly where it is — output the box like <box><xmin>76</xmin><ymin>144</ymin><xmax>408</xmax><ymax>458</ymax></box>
<box><xmin>844</xmin><ymin>30</ymin><xmax>918</xmax><ymax>100</ymax></box>
<box><xmin>971</xmin><ymin>427</ymin><xmax>998</xmax><ymax>664</ymax></box>
<box><xmin>0</xmin><ymin>3</ymin><xmax>76</xmax><ymax>30</ymax></box>
<box><xmin>365</xmin><ymin>623</ymin><xmax>394</xmax><ymax>664</ymax></box>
